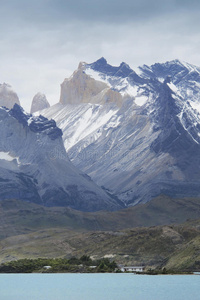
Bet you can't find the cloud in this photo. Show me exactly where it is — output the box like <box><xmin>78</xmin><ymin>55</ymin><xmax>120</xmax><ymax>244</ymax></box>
<box><xmin>2</xmin><ymin>0</ymin><xmax>200</xmax><ymax>25</ymax></box>
<box><xmin>0</xmin><ymin>0</ymin><xmax>200</xmax><ymax>111</ymax></box>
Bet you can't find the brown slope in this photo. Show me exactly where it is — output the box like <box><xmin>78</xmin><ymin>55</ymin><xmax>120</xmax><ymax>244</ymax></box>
<box><xmin>1</xmin><ymin>195</ymin><xmax>200</xmax><ymax>240</ymax></box>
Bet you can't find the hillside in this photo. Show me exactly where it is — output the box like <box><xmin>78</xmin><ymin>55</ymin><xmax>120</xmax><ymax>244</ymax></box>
<box><xmin>0</xmin><ymin>214</ymin><xmax>200</xmax><ymax>271</ymax></box>
<box><xmin>1</xmin><ymin>195</ymin><xmax>200</xmax><ymax>239</ymax></box>
<box><xmin>0</xmin><ymin>197</ymin><xmax>200</xmax><ymax>271</ymax></box>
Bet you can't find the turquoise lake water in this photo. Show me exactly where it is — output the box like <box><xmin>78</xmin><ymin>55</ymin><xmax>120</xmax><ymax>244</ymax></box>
<box><xmin>0</xmin><ymin>273</ymin><xmax>199</xmax><ymax>300</ymax></box>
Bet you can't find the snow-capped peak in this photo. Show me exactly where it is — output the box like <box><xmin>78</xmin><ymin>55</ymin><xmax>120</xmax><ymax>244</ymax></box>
<box><xmin>82</xmin><ymin>58</ymin><xmax>147</xmax><ymax>101</ymax></box>
<box><xmin>139</xmin><ymin>59</ymin><xmax>200</xmax><ymax>80</ymax></box>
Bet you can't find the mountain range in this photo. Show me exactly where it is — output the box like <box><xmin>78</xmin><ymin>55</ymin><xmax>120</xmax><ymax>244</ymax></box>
<box><xmin>37</xmin><ymin>58</ymin><xmax>200</xmax><ymax>207</ymax></box>
<box><xmin>1</xmin><ymin>57</ymin><xmax>200</xmax><ymax>212</ymax></box>
<box><xmin>1</xmin><ymin>58</ymin><xmax>200</xmax><ymax>269</ymax></box>
<box><xmin>0</xmin><ymin>104</ymin><xmax>120</xmax><ymax>211</ymax></box>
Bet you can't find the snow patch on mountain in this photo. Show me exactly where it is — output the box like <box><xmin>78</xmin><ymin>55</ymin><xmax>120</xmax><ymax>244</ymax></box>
<box><xmin>85</xmin><ymin>67</ymin><xmax>111</xmax><ymax>87</ymax></box>
<box><xmin>135</xmin><ymin>95</ymin><xmax>148</xmax><ymax>106</ymax></box>
<box><xmin>0</xmin><ymin>152</ymin><xmax>20</xmax><ymax>164</ymax></box>
<box><xmin>38</xmin><ymin>103</ymin><xmax>120</xmax><ymax>151</ymax></box>
<box><xmin>189</xmin><ymin>101</ymin><xmax>200</xmax><ymax>113</ymax></box>
<box><xmin>167</xmin><ymin>82</ymin><xmax>180</xmax><ymax>95</ymax></box>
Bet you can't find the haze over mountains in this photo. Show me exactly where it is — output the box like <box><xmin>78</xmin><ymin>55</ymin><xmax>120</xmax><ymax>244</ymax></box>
<box><xmin>1</xmin><ymin>58</ymin><xmax>200</xmax><ymax>212</ymax></box>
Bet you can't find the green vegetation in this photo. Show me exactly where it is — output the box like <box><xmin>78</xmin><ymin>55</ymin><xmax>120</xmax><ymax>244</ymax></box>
<box><xmin>0</xmin><ymin>256</ymin><xmax>118</xmax><ymax>273</ymax></box>
<box><xmin>0</xmin><ymin>197</ymin><xmax>200</xmax><ymax>272</ymax></box>
<box><xmin>0</xmin><ymin>221</ymin><xmax>200</xmax><ymax>272</ymax></box>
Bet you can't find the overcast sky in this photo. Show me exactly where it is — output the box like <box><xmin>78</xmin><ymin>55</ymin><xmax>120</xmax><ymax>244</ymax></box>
<box><xmin>1</xmin><ymin>0</ymin><xmax>200</xmax><ymax>111</ymax></box>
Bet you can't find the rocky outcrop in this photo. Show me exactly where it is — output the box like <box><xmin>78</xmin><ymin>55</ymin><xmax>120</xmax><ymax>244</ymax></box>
<box><xmin>0</xmin><ymin>83</ymin><xmax>20</xmax><ymax>109</ymax></box>
<box><xmin>30</xmin><ymin>93</ymin><xmax>50</xmax><ymax>114</ymax></box>
<box><xmin>60</xmin><ymin>62</ymin><xmax>123</xmax><ymax>106</ymax></box>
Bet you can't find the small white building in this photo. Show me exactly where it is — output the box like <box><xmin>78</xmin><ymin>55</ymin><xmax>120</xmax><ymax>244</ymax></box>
<box><xmin>43</xmin><ymin>266</ymin><xmax>52</xmax><ymax>270</ymax></box>
<box><xmin>120</xmin><ymin>266</ymin><xmax>144</xmax><ymax>273</ymax></box>
<box><xmin>89</xmin><ymin>266</ymin><xmax>97</xmax><ymax>269</ymax></box>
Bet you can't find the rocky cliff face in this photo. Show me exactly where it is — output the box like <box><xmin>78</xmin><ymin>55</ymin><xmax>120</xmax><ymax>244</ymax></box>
<box><xmin>40</xmin><ymin>58</ymin><xmax>200</xmax><ymax>206</ymax></box>
<box><xmin>0</xmin><ymin>83</ymin><xmax>20</xmax><ymax>109</ymax></box>
<box><xmin>60</xmin><ymin>61</ymin><xmax>123</xmax><ymax>106</ymax></box>
<box><xmin>30</xmin><ymin>93</ymin><xmax>50</xmax><ymax>113</ymax></box>
<box><xmin>0</xmin><ymin>104</ymin><xmax>122</xmax><ymax>211</ymax></box>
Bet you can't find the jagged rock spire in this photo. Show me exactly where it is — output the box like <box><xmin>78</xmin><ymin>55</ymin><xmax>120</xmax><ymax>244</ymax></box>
<box><xmin>30</xmin><ymin>92</ymin><xmax>50</xmax><ymax>114</ymax></box>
